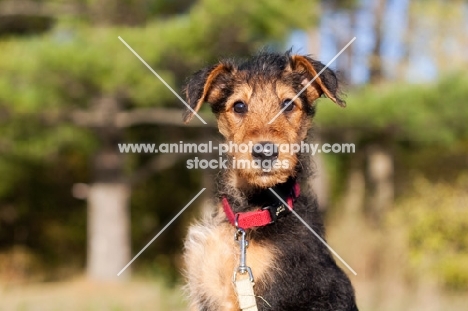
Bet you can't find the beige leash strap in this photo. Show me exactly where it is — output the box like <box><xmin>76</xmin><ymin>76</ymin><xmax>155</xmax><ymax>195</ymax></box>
<box><xmin>233</xmin><ymin>228</ymin><xmax>258</xmax><ymax>311</ymax></box>
<box><xmin>235</xmin><ymin>277</ymin><xmax>258</xmax><ymax>311</ymax></box>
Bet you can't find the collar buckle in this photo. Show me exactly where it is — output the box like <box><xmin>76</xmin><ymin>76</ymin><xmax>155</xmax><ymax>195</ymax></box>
<box><xmin>262</xmin><ymin>202</ymin><xmax>289</xmax><ymax>224</ymax></box>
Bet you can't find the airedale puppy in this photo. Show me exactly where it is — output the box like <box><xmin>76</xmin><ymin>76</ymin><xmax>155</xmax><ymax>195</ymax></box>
<box><xmin>183</xmin><ymin>51</ymin><xmax>358</xmax><ymax>311</ymax></box>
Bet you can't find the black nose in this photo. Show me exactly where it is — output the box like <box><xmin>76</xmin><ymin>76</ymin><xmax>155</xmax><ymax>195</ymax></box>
<box><xmin>251</xmin><ymin>141</ymin><xmax>279</xmax><ymax>160</ymax></box>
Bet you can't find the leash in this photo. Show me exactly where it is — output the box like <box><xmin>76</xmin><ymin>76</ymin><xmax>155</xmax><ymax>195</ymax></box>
<box><xmin>233</xmin><ymin>228</ymin><xmax>257</xmax><ymax>311</ymax></box>
<box><xmin>223</xmin><ymin>183</ymin><xmax>300</xmax><ymax>311</ymax></box>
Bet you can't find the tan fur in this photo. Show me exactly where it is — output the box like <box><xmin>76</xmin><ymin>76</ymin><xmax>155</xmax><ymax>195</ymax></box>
<box><xmin>185</xmin><ymin>64</ymin><xmax>231</xmax><ymax>123</ymax></box>
<box><xmin>290</xmin><ymin>55</ymin><xmax>345</xmax><ymax>107</ymax></box>
<box><xmin>184</xmin><ymin>65</ymin><xmax>317</xmax><ymax>308</ymax></box>
<box><xmin>184</xmin><ymin>54</ymin><xmax>344</xmax><ymax>310</ymax></box>
<box><xmin>215</xmin><ymin>79</ymin><xmax>311</xmax><ymax>189</ymax></box>
<box><xmin>184</xmin><ymin>207</ymin><xmax>279</xmax><ymax>310</ymax></box>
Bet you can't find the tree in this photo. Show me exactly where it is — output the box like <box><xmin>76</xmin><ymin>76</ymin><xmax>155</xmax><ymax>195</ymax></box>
<box><xmin>0</xmin><ymin>0</ymin><xmax>316</xmax><ymax>281</ymax></box>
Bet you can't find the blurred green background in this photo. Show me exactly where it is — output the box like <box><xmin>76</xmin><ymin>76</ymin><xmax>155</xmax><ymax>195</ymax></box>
<box><xmin>0</xmin><ymin>0</ymin><xmax>467</xmax><ymax>310</ymax></box>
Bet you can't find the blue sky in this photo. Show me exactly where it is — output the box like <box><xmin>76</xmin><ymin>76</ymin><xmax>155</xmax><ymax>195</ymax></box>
<box><xmin>287</xmin><ymin>0</ymin><xmax>466</xmax><ymax>84</ymax></box>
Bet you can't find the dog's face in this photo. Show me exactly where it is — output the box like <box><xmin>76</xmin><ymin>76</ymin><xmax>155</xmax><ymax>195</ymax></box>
<box><xmin>184</xmin><ymin>52</ymin><xmax>344</xmax><ymax>188</ymax></box>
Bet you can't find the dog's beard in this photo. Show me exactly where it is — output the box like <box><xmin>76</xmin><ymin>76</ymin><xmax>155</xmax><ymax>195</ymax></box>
<box><xmin>228</xmin><ymin>154</ymin><xmax>298</xmax><ymax>189</ymax></box>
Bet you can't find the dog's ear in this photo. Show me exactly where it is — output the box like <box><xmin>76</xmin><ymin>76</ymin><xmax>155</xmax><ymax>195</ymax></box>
<box><xmin>183</xmin><ymin>63</ymin><xmax>232</xmax><ymax>123</ymax></box>
<box><xmin>289</xmin><ymin>55</ymin><xmax>345</xmax><ymax>107</ymax></box>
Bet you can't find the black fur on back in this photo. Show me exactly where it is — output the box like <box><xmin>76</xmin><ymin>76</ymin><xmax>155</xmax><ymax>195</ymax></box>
<box><xmin>214</xmin><ymin>139</ymin><xmax>358</xmax><ymax>310</ymax></box>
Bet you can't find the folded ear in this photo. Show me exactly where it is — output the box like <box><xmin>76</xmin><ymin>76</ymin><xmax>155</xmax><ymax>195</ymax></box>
<box><xmin>289</xmin><ymin>55</ymin><xmax>345</xmax><ymax>107</ymax></box>
<box><xmin>183</xmin><ymin>63</ymin><xmax>232</xmax><ymax>123</ymax></box>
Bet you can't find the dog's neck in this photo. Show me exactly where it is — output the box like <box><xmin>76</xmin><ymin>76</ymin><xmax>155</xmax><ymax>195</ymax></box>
<box><xmin>218</xmin><ymin>173</ymin><xmax>298</xmax><ymax>213</ymax></box>
<box><xmin>245</xmin><ymin>177</ymin><xmax>296</xmax><ymax>207</ymax></box>
<box><xmin>217</xmin><ymin>144</ymin><xmax>313</xmax><ymax>213</ymax></box>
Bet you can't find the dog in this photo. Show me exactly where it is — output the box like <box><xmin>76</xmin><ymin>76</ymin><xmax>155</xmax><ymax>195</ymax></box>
<box><xmin>182</xmin><ymin>51</ymin><xmax>358</xmax><ymax>311</ymax></box>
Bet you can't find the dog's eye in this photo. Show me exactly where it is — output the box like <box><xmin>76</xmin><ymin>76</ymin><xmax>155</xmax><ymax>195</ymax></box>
<box><xmin>282</xmin><ymin>99</ymin><xmax>294</xmax><ymax>112</ymax></box>
<box><xmin>233</xmin><ymin>101</ymin><xmax>248</xmax><ymax>114</ymax></box>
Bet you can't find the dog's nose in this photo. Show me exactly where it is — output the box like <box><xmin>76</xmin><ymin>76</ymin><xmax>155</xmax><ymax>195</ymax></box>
<box><xmin>251</xmin><ymin>141</ymin><xmax>279</xmax><ymax>160</ymax></box>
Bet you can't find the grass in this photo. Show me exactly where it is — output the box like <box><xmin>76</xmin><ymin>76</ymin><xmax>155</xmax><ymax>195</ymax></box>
<box><xmin>0</xmin><ymin>278</ymin><xmax>187</xmax><ymax>311</ymax></box>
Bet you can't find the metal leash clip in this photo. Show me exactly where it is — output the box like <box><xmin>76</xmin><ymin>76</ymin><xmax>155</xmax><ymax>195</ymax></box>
<box><xmin>233</xmin><ymin>216</ymin><xmax>258</xmax><ymax>311</ymax></box>
<box><xmin>233</xmin><ymin>226</ymin><xmax>254</xmax><ymax>283</ymax></box>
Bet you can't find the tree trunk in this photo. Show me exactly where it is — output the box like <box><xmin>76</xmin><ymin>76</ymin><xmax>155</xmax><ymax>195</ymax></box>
<box><xmin>87</xmin><ymin>0</ymin><xmax>147</xmax><ymax>25</ymax></box>
<box><xmin>366</xmin><ymin>145</ymin><xmax>394</xmax><ymax>223</ymax></box>
<box><xmin>307</xmin><ymin>27</ymin><xmax>321</xmax><ymax>56</ymax></box>
<box><xmin>87</xmin><ymin>182</ymin><xmax>131</xmax><ymax>280</ymax></box>
<box><xmin>343</xmin><ymin>151</ymin><xmax>366</xmax><ymax>215</ymax></box>
<box><xmin>369</xmin><ymin>0</ymin><xmax>386</xmax><ymax>83</ymax></box>
<box><xmin>86</xmin><ymin>96</ymin><xmax>131</xmax><ymax>281</ymax></box>
<box><xmin>310</xmin><ymin>140</ymin><xmax>330</xmax><ymax>211</ymax></box>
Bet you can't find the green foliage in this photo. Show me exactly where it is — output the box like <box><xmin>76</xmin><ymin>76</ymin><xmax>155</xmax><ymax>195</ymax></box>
<box><xmin>0</xmin><ymin>0</ymin><xmax>317</xmax><ymax>280</ymax></box>
<box><xmin>0</xmin><ymin>0</ymin><xmax>315</xmax><ymax>112</ymax></box>
<box><xmin>0</xmin><ymin>0</ymin><xmax>316</xmax><ymax>170</ymax></box>
<box><xmin>317</xmin><ymin>73</ymin><xmax>468</xmax><ymax>144</ymax></box>
<box><xmin>0</xmin><ymin>28</ymin><xmax>170</xmax><ymax>111</ymax></box>
<box><xmin>392</xmin><ymin>176</ymin><xmax>468</xmax><ymax>291</ymax></box>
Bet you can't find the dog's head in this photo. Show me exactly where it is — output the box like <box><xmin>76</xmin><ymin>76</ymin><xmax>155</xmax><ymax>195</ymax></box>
<box><xmin>184</xmin><ymin>52</ymin><xmax>344</xmax><ymax>188</ymax></box>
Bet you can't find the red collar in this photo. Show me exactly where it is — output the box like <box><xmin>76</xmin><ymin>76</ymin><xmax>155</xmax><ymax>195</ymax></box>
<box><xmin>222</xmin><ymin>183</ymin><xmax>300</xmax><ymax>230</ymax></box>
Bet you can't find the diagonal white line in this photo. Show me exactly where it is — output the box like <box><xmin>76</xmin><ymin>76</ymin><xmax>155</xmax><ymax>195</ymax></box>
<box><xmin>268</xmin><ymin>37</ymin><xmax>356</xmax><ymax>124</ymax></box>
<box><xmin>268</xmin><ymin>188</ymin><xmax>357</xmax><ymax>276</ymax></box>
<box><xmin>117</xmin><ymin>188</ymin><xmax>206</xmax><ymax>276</ymax></box>
<box><xmin>118</xmin><ymin>36</ymin><xmax>207</xmax><ymax>125</ymax></box>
